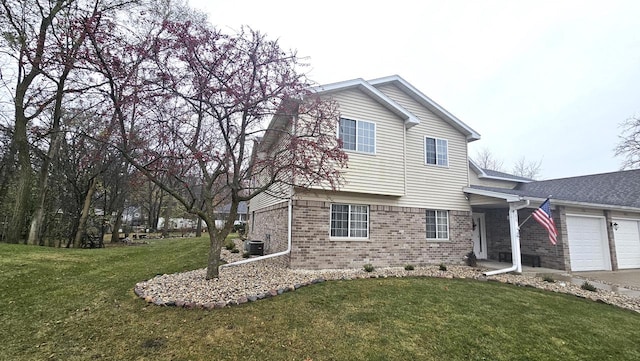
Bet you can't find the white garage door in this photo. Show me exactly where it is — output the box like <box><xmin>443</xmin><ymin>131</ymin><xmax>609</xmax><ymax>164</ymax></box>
<box><xmin>613</xmin><ymin>219</ymin><xmax>640</xmax><ymax>269</ymax></box>
<box><xmin>566</xmin><ymin>215</ymin><xmax>611</xmax><ymax>271</ymax></box>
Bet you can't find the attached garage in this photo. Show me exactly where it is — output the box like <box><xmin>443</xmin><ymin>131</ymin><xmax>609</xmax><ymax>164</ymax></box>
<box><xmin>566</xmin><ymin>215</ymin><xmax>611</xmax><ymax>271</ymax></box>
<box><xmin>612</xmin><ymin>218</ymin><xmax>640</xmax><ymax>269</ymax></box>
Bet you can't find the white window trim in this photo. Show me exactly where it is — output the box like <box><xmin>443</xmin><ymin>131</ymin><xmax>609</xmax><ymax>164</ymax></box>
<box><xmin>338</xmin><ymin>117</ymin><xmax>377</xmax><ymax>155</ymax></box>
<box><xmin>426</xmin><ymin>209</ymin><xmax>450</xmax><ymax>241</ymax></box>
<box><xmin>329</xmin><ymin>203</ymin><xmax>370</xmax><ymax>240</ymax></box>
<box><xmin>424</xmin><ymin>136</ymin><xmax>449</xmax><ymax>167</ymax></box>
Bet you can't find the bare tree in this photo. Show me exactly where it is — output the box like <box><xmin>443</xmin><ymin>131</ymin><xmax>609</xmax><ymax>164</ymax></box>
<box><xmin>473</xmin><ymin>147</ymin><xmax>504</xmax><ymax>171</ymax></box>
<box><xmin>512</xmin><ymin>156</ymin><xmax>543</xmax><ymax>180</ymax></box>
<box><xmin>0</xmin><ymin>0</ymin><xmax>136</xmax><ymax>244</ymax></box>
<box><xmin>615</xmin><ymin>116</ymin><xmax>640</xmax><ymax>169</ymax></box>
<box><xmin>88</xmin><ymin>9</ymin><xmax>347</xmax><ymax>278</ymax></box>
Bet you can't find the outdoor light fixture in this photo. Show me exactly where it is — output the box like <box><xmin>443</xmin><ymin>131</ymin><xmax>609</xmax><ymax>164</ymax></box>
<box><xmin>610</xmin><ymin>222</ymin><xmax>619</xmax><ymax>231</ymax></box>
<box><xmin>472</xmin><ymin>219</ymin><xmax>477</xmax><ymax>231</ymax></box>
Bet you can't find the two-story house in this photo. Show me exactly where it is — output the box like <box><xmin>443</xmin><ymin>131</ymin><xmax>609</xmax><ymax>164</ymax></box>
<box><xmin>248</xmin><ymin>75</ymin><xmax>481</xmax><ymax>269</ymax></box>
<box><xmin>248</xmin><ymin>75</ymin><xmax>640</xmax><ymax>272</ymax></box>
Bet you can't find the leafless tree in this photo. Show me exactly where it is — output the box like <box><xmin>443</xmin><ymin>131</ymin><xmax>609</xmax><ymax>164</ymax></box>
<box><xmin>473</xmin><ymin>147</ymin><xmax>504</xmax><ymax>171</ymax></box>
<box><xmin>512</xmin><ymin>156</ymin><xmax>543</xmax><ymax>180</ymax></box>
<box><xmin>615</xmin><ymin>116</ymin><xmax>640</xmax><ymax>169</ymax></box>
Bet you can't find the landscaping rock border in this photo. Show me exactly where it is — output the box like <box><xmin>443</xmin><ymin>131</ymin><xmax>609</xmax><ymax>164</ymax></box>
<box><xmin>134</xmin><ymin>242</ymin><xmax>640</xmax><ymax>313</ymax></box>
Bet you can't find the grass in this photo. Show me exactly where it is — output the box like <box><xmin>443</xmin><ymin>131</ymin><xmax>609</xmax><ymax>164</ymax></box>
<box><xmin>1</xmin><ymin>238</ymin><xmax>640</xmax><ymax>360</ymax></box>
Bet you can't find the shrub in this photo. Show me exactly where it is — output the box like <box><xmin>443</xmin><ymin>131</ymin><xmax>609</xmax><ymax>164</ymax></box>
<box><xmin>581</xmin><ymin>281</ymin><xmax>597</xmax><ymax>292</ymax></box>
<box><xmin>224</xmin><ymin>240</ymin><xmax>235</xmax><ymax>251</ymax></box>
<box><xmin>439</xmin><ymin>263</ymin><xmax>447</xmax><ymax>271</ymax></box>
<box><xmin>542</xmin><ymin>274</ymin><xmax>555</xmax><ymax>283</ymax></box>
<box><xmin>231</xmin><ymin>248</ymin><xmax>240</xmax><ymax>253</ymax></box>
<box><xmin>465</xmin><ymin>251</ymin><xmax>477</xmax><ymax>267</ymax></box>
<box><xmin>363</xmin><ymin>264</ymin><xmax>375</xmax><ymax>272</ymax></box>
<box><xmin>404</xmin><ymin>264</ymin><xmax>415</xmax><ymax>271</ymax></box>
<box><xmin>242</xmin><ymin>252</ymin><xmax>250</xmax><ymax>259</ymax></box>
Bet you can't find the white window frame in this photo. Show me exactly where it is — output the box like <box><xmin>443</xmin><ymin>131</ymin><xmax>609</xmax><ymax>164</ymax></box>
<box><xmin>338</xmin><ymin>117</ymin><xmax>376</xmax><ymax>154</ymax></box>
<box><xmin>426</xmin><ymin>210</ymin><xmax>449</xmax><ymax>240</ymax></box>
<box><xmin>330</xmin><ymin>203</ymin><xmax>370</xmax><ymax>239</ymax></box>
<box><xmin>424</xmin><ymin>136</ymin><xmax>448</xmax><ymax>167</ymax></box>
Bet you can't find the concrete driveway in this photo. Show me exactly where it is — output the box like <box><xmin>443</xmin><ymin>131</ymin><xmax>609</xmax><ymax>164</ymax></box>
<box><xmin>573</xmin><ymin>269</ymin><xmax>640</xmax><ymax>290</ymax></box>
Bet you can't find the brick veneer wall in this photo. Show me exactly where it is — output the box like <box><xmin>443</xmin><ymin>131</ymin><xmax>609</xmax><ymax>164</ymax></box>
<box><xmin>289</xmin><ymin>200</ymin><xmax>473</xmax><ymax>270</ymax></box>
<box><xmin>247</xmin><ymin>202</ymin><xmax>289</xmax><ymax>256</ymax></box>
<box><xmin>482</xmin><ymin>207</ymin><xmax>570</xmax><ymax>270</ymax></box>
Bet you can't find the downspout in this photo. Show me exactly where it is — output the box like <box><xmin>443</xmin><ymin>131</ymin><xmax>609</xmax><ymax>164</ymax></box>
<box><xmin>484</xmin><ymin>199</ymin><xmax>530</xmax><ymax>276</ymax></box>
<box><xmin>221</xmin><ymin>197</ymin><xmax>293</xmax><ymax>268</ymax></box>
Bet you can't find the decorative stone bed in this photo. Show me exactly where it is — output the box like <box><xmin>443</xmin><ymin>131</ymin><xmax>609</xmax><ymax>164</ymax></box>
<box><xmin>134</xmin><ymin>242</ymin><xmax>640</xmax><ymax>313</ymax></box>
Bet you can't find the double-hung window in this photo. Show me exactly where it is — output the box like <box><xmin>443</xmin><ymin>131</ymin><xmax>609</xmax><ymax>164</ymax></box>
<box><xmin>339</xmin><ymin>118</ymin><xmax>375</xmax><ymax>154</ymax></box>
<box><xmin>330</xmin><ymin>204</ymin><xmax>369</xmax><ymax>238</ymax></box>
<box><xmin>426</xmin><ymin>210</ymin><xmax>449</xmax><ymax>240</ymax></box>
<box><xmin>425</xmin><ymin>137</ymin><xmax>448</xmax><ymax>166</ymax></box>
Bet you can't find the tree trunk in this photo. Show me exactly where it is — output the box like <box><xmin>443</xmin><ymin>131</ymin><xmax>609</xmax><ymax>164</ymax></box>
<box><xmin>195</xmin><ymin>217</ymin><xmax>202</xmax><ymax>237</ymax></box>
<box><xmin>7</xmin><ymin>117</ymin><xmax>31</xmax><ymax>244</ymax></box>
<box><xmin>110</xmin><ymin>209</ymin><xmax>124</xmax><ymax>243</ymax></box>
<box><xmin>74</xmin><ymin>177</ymin><xmax>98</xmax><ymax>248</ymax></box>
<box><xmin>205</xmin><ymin>228</ymin><xmax>224</xmax><ymax>279</ymax></box>
<box><xmin>28</xmin><ymin>131</ymin><xmax>63</xmax><ymax>245</ymax></box>
<box><xmin>204</xmin><ymin>212</ymin><xmax>236</xmax><ymax>279</ymax></box>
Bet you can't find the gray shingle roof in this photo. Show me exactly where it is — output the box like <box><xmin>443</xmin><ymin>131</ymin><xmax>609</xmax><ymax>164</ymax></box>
<box><xmin>216</xmin><ymin>201</ymin><xmax>248</xmax><ymax>214</ymax></box>
<box><xmin>482</xmin><ymin>168</ymin><xmax>533</xmax><ymax>182</ymax></box>
<box><xmin>469</xmin><ymin>169</ymin><xmax>640</xmax><ymax>208</ymax></box>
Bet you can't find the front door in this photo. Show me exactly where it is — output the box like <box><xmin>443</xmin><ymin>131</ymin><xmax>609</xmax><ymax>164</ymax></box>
<box><xmin>472</xmin><ymin>213</ymin><xmax>487</xmax><ymax>259</ymax></box>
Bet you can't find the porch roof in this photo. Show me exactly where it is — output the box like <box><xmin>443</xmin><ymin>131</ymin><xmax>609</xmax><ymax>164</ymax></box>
<box><xmin>465</xmin><ymin>168</ymin><xmax>640</xmax><ymax>212</ymax></box>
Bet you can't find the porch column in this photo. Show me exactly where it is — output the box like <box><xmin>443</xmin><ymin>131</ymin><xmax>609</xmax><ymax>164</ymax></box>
<box><xmin>485</xmin><ymin>199</ymin><xmax>529</xmax><ymax>276</ymax></box>
<box><xmin>509</xmin><ymin>202</ymin><xmax>523</xmax><ymax>273</ymax></box>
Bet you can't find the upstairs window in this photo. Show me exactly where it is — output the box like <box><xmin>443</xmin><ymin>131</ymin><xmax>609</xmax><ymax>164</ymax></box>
<box><xmin>425</xmin><ymin>137</ymin><xmax>448</xmax><ymax>166</ymax></box>
<box><xmin>339</xmin><ymin>118</ymin><xmax>375</xmax><ymax>154</ymax></box>
<box><xmin>426</xmin><ymin>210</ymin><xmax>449</xmax><ymax>240</ymax></box>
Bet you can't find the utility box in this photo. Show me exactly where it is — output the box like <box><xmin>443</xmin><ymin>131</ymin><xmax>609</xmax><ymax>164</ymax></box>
<box><xmin>248</xmin><ymin>240</ymin><xmax>264</xmax><ymax>256</ymax></box>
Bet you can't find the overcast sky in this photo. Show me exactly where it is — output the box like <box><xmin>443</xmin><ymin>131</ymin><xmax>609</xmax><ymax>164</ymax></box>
<box><xmin>190</xmin><ymin>0</ymin><xmax>640</xmax><ymax>180</ymax></box>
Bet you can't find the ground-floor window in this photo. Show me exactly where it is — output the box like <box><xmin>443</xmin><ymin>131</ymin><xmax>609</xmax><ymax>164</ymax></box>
<box><xmin>426</xmin><ymin>210</ymin><xmax>449</xmax><ymax>240</ymax></box>
<box><xmin>330</xmin><ymin>204</ymin><xmax>369</xmax><ymax>238</ymax></box>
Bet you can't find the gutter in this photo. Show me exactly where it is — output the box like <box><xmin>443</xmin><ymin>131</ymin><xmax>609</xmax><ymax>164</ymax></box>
<box><xmin>484</xmin><ymin>199</ymin><xmax>530</xmax><ymax>276</ymax></box>
<box><xmin>221</xmin><ymin>198</ymin><xmax>293</xmax><ymax>268</ymax></box>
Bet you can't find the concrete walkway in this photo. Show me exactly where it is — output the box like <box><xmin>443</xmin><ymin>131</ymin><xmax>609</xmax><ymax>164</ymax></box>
<box><xmin>573</xmin><ymin>269</ymin><xmax>640</xmax><ymax>290</ymax></box>
<box><xmin>478</xmin><ymin>260</ymin><xmax>640</xmax><ymax>298</ymax></box>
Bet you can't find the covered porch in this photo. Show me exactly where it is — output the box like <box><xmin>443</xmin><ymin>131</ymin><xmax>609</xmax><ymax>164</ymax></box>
<box><xmin>466</xmin><ymin>188</ymin><xmax>571</xmax><ymax>273</ymax></box>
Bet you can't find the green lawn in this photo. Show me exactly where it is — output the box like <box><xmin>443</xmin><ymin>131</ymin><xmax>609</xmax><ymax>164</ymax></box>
<box><xmin>1</xmin><ymin>238</ymin><xmax>639</xmax><ymax>361</ymax></box>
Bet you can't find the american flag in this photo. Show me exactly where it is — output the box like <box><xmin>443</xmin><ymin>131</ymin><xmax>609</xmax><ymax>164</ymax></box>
<box><xmin>532</xmin><ymin>198</ymin><xmax>558</xmax><ymax>245</ymax></box>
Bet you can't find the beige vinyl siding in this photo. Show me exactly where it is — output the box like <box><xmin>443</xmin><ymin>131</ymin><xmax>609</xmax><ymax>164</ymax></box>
<box><xmin>611</xmin><ymin>211</ymin><xmax>640</xmax><ymax>219</ymax></box>
<box><xmin>250</xmin><ymin>182</ymin><xmax>292</xmax><ymax>211</ymax></box>
<box><xmin>375</xmin><ymin>84</ymin><xmax>470</xmax><ymax>211</ymax></box>
<box><xmin>564</xmin><ymin>207</ymin><xmax>606</xmax><ymax>217</ymax></box>
<box><xmin>314</xmin><ymin>89</ymin><xmax>405</xmax><ymax>196</ymax></box>
<box><xmin>249</xmin><ymin>130</ymin><xmax>294</xmax><ymax>211</ymax></box>
<box><xmin>468</xmin><ymin>194</ymin><xmax>510</xmax><ymax>207</ymax></box>
<box><xmin>469</xmin><ymin>171</ymin><xmax>520</xmax><ymax>189</ymax></box>
<box><xmin>297</xmin><ymin>188</ymin><xmax>402</xmax><ymax>206</ymax></box>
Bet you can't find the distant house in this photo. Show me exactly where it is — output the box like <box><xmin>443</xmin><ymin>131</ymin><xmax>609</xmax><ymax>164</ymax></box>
<box><xmin>248</xmin><ymin>75</ymin><xmax>640</xmax><ymax>272</ymax></box>
<box><xmin>215</xmin><ymin>201</ymin><xmax>248</xmax><ymax>222</ymax></box>
<box><xmin>213</xmin><ymin>201</ymin><xmax>248</xmax><ymax>229</ymax></box>
<box><xmin>157</xmin><ymin>217</ymin><xmax>196</xmax><ymax>230</ymax></box>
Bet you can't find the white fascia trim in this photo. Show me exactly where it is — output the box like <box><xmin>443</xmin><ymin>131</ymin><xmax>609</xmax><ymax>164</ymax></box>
<box><xmin>468</xmin><ymin>158</ymin><xmax>532</xmax><ymax>183</ymax></box>
<box><xmin>369</xmin><ymin>75</ymin><xmax>481</xmax><ymax>142</ymax></box>
<box><xmin>550</xmin><ymin>199</ymin><xmax>640</xmax><ymax>213</ymax></box>
<box><xmin>312</xmin><ymin>78</ymin><xmax>420</xmax><ymax>129</ymax></box>
<box><xmin>463</xmin><ymin>187</ymin><xmax>522</xmax><ymax>202</ymax></box>
<box><xmin>468</xmin><ymin>159</ymin><xmax>487</xmax><ymax>177</ymax></box>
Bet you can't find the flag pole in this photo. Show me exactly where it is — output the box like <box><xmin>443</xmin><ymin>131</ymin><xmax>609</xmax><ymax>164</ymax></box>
<box><xmin>518</xmin><ymin>195</ymin><xmax>553</xmax><ymax>228</ymax></box>
<box><xmin>518</xmin><ymin>213</ymin><xmax>534</xmax><ymax>228</ymax></box>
